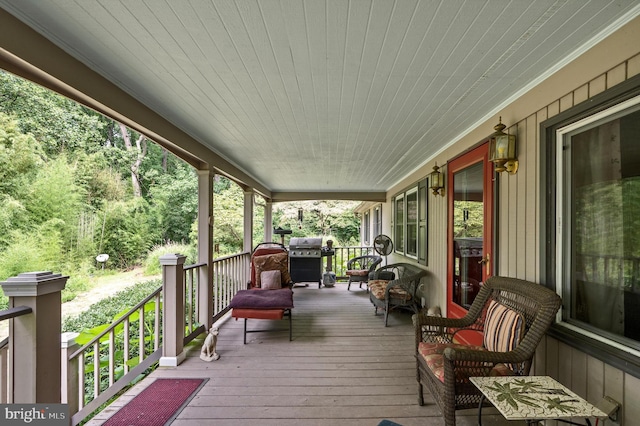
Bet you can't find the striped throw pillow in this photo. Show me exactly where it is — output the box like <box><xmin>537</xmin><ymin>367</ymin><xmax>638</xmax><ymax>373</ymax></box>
<box><xmin>483</xmin><ymin>300</ymin><xmax>524</xmax><ymax>352</ymax></box>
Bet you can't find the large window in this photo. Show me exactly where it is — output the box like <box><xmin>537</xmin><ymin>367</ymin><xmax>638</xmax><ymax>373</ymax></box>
<box><xmin>394</xmin><ymin>193</ymin><xmax>405</xmax><ymax>254</ymax></box>
<box><xmin>393</xmin><ymin>182</ymin><xmax>427</xmax><ymax>261</ymax></box>
<box><xmin>363</xmin><ymin>211</ymin><xmax>370</xmax><ymax>245</ymax></box>
<box><xmin>373</xmin><ymin>205</ymin><xmax>382</xmax><ymax>239</ymax></box>
<box><xmin>542</xmin><ymin>76</ymin><xmax>640</xmax><ymax>374</ymax></box>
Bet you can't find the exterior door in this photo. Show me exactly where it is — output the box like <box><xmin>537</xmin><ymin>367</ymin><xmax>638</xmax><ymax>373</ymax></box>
<box><xmin>447</xmin><ymin>143</ymin><xmax>494</xmax><ymax>343</ymax></box>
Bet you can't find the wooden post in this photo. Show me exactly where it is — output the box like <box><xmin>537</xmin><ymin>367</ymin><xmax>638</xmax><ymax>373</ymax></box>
<box><xmin>197</xmin><ymin>168</ymin><xmax>214</xmax><ymax>330</ymax></box>
<box><xmin>243</xmin><ymin>190</ymin><xmax>254</xmax><ymax>252</ymax></box>
<box><xmin>264</xmin><ymin>200</ymin><xmax>273</xmax><ymax>243</ymax></box>
<box><xmin>159</xmin><ymin>254</ymin><xmax>186</xmax><ymax>367</ymax></box>
<box><xmin>0</xmin><ymin>339</ymin><xmax>7</xmax><ymax>403</ymax></box>
<box><xmin>0</xmin><ymin>271</ymin><xmax>68</xmax><ymax>403</ymax></box>
<box><xmin>61</xmin><ymin>332</ymin><xmax>80</xmax><ymax>415</ymax></box>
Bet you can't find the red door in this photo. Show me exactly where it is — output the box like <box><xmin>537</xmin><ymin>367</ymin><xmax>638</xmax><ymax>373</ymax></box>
<box><xmin>446</xmin><ymin>143</ymin><xmax>494</xmax><ymax>345</ymax></box>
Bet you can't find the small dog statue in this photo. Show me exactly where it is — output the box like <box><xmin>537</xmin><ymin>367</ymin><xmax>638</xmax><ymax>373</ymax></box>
<box><xmin>200</xmin><ymin>327</ymin><xmax>220</xmax><ymax>361</ymax></box>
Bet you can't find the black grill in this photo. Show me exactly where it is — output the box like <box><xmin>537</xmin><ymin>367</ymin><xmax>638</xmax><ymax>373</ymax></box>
<box><xmin>289</xmin><ymin>237</ymin><xmax>323</xmax><ymax>288</ymax></box>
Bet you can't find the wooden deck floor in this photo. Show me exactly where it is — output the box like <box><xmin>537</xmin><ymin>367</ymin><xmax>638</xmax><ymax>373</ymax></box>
<box><xmin>88</xmin><ymin>283</ymin><xmax>522</xmax><ymax>426</ymax></box>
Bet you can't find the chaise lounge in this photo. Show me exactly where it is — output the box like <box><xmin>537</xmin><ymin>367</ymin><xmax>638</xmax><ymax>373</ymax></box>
<box><xmin>229</xmin><ymin>242</ymin><xmax>294</xmax><ymax>344</ymax></box>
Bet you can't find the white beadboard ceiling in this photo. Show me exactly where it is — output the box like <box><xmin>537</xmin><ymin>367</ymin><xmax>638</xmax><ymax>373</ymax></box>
<box><xmin>1</xmin><ymin>0</ymin><xmax>639</xmax><ymax>197</ymax></box>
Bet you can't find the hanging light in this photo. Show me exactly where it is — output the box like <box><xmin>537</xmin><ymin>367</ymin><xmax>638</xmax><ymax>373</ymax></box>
<box><xmin>489</xmin><ymin>117</ymin><xmax>518</xmax><ymax>174</ymax></box>
<box><xmin>297</xmin><ymin>207</ymin><xmax>303</xmax><ymax>229</ymax></box>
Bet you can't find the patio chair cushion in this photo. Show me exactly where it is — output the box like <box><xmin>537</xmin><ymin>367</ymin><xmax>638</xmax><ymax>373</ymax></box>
<box><xmin>368</xmin><ymin>279</ymin><xmax>411</xmax><ymax>301</ymax></box>
<box><xmin>253</xmin><ymin>252</ymin><xmax>291</xmax><ymax>287</ymax></box>
<box><xmin>483</xmin><ymin>300</ymin><xmax>525</xmax><ymax>353</ymax></box>
<box><xmin>260</xmin><ymin>270</ymin><xmax>282</xmax><ymax>289</ymax></box>
<box><xmin>346</xmin><ymin>269</ymin><xmax>369</xmax><ymax>277</ymax></box>
<box><xmin>418</xmin><ymin>342</ymin><xmax>514</xmax><ymax>383</ymax></box>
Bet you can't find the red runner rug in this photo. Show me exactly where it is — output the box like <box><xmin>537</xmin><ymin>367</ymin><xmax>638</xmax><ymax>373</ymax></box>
<box><xmin>104</xmin><ymin>378</ymin><xmax>206</xmax><ymax>426</ymax></box>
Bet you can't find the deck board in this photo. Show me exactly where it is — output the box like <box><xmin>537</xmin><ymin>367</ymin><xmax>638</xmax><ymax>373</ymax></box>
<box><xmin>87</xmin><ymin>283</ymin><xmax>523</xmax><ymax>426</ymax></box>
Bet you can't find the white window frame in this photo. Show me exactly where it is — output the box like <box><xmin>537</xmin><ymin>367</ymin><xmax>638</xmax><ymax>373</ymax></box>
<box><xmin>363</xmin><ymin>211</ymin><xmax>371</xmax><ymax>245</ymax></box>
<box><xmin>393</xmin><ymin>187</ymin><xmax>418</xmax><ymax>259</ymax></box>
<box><xmin>373</xmin><ymin>205</ymin><xmax>382</xmax><ymax>239</ymax></box>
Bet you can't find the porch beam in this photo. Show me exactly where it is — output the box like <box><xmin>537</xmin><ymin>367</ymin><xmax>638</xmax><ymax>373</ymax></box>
<box><xmin>271</xmin><ymin>191</ymin><xmax>387</xmax><ymax>202</ymax></box>
<box><xmin>0</xmin><ymin>9</ymin><xmax>271</xmax><ymax>198</ymax></box>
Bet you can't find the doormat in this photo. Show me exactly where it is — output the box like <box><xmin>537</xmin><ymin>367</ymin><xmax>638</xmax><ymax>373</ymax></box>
<box><xmin>103</xmin><ymin>378</ymin><xmax>207</xmax><ymax>426</ymax></box>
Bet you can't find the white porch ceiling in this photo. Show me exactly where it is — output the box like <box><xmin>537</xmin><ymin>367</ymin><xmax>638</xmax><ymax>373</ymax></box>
<box><xmin>0</xmin><ymin>0</ymin><xmax>639</xmax><ymax>197</ymax></box>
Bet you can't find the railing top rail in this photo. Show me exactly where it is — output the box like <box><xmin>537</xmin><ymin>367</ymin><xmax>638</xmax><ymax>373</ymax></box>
<box><xmin>213</xmin><ymin>251</ymin><xmax>250</xmax><ymax>263</ymax></box>
<box><xmin>183</xmin><ymin>262</ymin><xmax>207</xmax><ymax>271</ymax></box>
<box><xmin>0</xmin><ymin>305</ymin><xmax>33</xmax><ymax>321</ymax></box>
<box><xmin>69</xmin><ymin>286</ymin><xmax>162</xmax><ymax>359</ymax></box>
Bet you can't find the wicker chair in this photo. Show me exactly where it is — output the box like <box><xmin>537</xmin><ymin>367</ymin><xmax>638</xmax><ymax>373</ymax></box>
<box><xmin>413</xmin><ymin>276</ymin><xmax>561</xmax><ymax>426</ymax></box>
<box><xmin>368</xmin><ymin>263</ymin><xmax>428</xmax><ymax>326</ymax></box>
<box><xmin>346</xmin><ymin>255</ymin><xmax>382</xmax><ymax>291</ymax></box>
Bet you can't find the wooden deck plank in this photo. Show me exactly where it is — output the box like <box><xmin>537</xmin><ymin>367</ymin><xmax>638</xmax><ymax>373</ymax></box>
<box><xmin>87</xmin><ymin>283</ymin><xmax>524</xmax><ymax>426</ymax></box>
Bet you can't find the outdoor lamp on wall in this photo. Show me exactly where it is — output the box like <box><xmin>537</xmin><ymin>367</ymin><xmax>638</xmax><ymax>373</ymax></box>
<box><xmin>489</xmin><ymin>117</ymin><xmax>518</xmax><ymax>174</ymax></box>
<box><xmin>429</xmin><ymin>163</ymin><xmax>445</xmax><ymax>196</ymax></box>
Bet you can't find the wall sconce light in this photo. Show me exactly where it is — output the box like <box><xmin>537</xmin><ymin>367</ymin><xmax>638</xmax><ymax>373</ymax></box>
<box><xmin>489</xmin><ymin>117</ymin><xmax>518</xmax><ymax>174</ymax></box>
<box><xmin>429</xmin><ymin>163</ymin><xmax>445</xmax><ymax>196</ymax></box>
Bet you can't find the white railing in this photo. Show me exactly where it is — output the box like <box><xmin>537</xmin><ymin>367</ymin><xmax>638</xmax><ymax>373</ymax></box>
<box><xmin>326</xmin><ymin>246</ymin><xmax>374</xmax><ymax>278</ymax></box>
<box><xmin>213</xmin><ymin>252</ymin><xmax>250</xmax><ymax>315</ymax></box>
<box><xmin>68</xmin><ymin>286</ymin><xmax>163</xmax><ymax>424</ymax></box>
<box><xmin>66</xmin><ymin>253</ymin><xmax>250</xmax><ymax>425</ymax></box>
<box><xmin>0</xmin><ymin>248</ymin><xmax>305</xmax><ymax>424</ymax></box>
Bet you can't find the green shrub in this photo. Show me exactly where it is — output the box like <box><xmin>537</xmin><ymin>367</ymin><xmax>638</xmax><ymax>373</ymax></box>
<box><xmin>99</xmin><ymin>199</ymin><xmax>155</xmax><ymax>269</ymax></box>
<box><xmin>143</xmin><ymin>242</ymin><xmax>197</xmax><ymax>276</ymax></box>
<box><xmin>61</xmin><ymin>274</ymin><xmax>92</xmax><ymax>303</ymax></box>
<box><xmin>62</xmin><ymin>279</ymin><xmax>161</xmax><ymax>332</ymax></box>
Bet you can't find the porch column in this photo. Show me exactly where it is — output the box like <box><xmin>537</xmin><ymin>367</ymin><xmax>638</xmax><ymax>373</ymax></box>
<box><xmin>61</xmin><ymin>332</ymin><xmax>80</xmax><ymax>415</ymax></box>
<box><xmin>0</xmin><ymin>271</ymin><xmax>68</xmax><ymax>403</ymax></box>
<box><xmin>264</xmin><ymin>200</ymin><xmax>273</xmax><ymax>243</ymax></box>
<box><xmin>243</xmin><ymin>189</ymin><xmax>254</xmax><ymax>252</ymax></box>
<box><xmin>197</xmin><ymin>168</ymin><xmax>214</xmax><ymax>329</ymax></box>
<box><xmin>159</xmin><ymin>254</ymin><xmax>186</xmax><ymax>367</ymax></box>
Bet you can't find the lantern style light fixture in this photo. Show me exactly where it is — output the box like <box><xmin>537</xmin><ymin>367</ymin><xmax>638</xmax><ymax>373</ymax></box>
<box><xmin>489</xmin><ymin>117</ymin><xmax>518</xmax><ymax>174</ymax></box>
<box><xmin>429</xmin><ymin>162</ymin><xmax>445</xmax><ymax>196</ymax></box>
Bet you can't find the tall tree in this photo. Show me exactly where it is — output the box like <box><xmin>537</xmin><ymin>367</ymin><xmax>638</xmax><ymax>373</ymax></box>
<box><xmin>118</xmin><ymin>123</ymin><xmax>147</xmax><ymax>197</ymax></box>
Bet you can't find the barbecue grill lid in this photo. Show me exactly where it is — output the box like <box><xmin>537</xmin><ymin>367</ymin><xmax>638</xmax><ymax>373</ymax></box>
<box><xmin>289</xmin><ymin>237</ymin><xmax>323</xmax><ymax>248</ymax></box>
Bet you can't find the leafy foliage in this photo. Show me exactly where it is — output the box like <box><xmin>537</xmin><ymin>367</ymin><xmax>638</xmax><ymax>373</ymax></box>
<box><xmin>0</xmin><ymin>71</ymin><xmax>105</xmax><ymax>156</ymax></box>
<box><xmin>144</xmin><ymin>242</ymin><xmax>197</xmax><ymax>275</ymax></box>
<box><xmin>272</xmin><ymin>200</ymin><xmax>361</xmax><ymax>246</ymax></box>
<box><xmin>62</xmin><ymin>280</ymin><xmax>162</xmax><ymax>332</ymax></box>
<box><xmin>100</xmin><ymin>198</ymin><xmax>156</xmax><ymax>269</ymax></box>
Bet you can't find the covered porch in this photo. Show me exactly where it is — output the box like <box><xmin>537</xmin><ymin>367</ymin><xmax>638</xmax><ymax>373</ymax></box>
<box><xmin>86</xmin><ymin>283</ymin><xmax>516</xmax><ymax>426</ymax></box>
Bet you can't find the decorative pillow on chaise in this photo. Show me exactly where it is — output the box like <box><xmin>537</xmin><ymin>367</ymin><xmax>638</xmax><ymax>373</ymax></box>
<box><xmin>260</xmin><ymin>270</ymin><xmax>282</xmax><ymax>290</ymax></box>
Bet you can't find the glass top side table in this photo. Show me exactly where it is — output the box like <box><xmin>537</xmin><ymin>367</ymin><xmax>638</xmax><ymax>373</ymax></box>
<box><xmin>470</xmin><ymin>376</ymin><xmax>608</xmax><ymax>426</ymax></box>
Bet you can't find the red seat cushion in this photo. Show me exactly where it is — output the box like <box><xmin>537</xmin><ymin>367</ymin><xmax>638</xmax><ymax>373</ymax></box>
<box><xmin>418</xmin><ymin>342</ymin><xmax>514</xmax><ymax>383</ymax></box>
<box><xmin>232</xmin><ymin>308</ymin><xmax>285</xmax><ymax>320</ymax></box>
<box><xmin>346</xmin><ymin>269</ymin><xmax>369</xmax><ymax>277</ymax></box>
